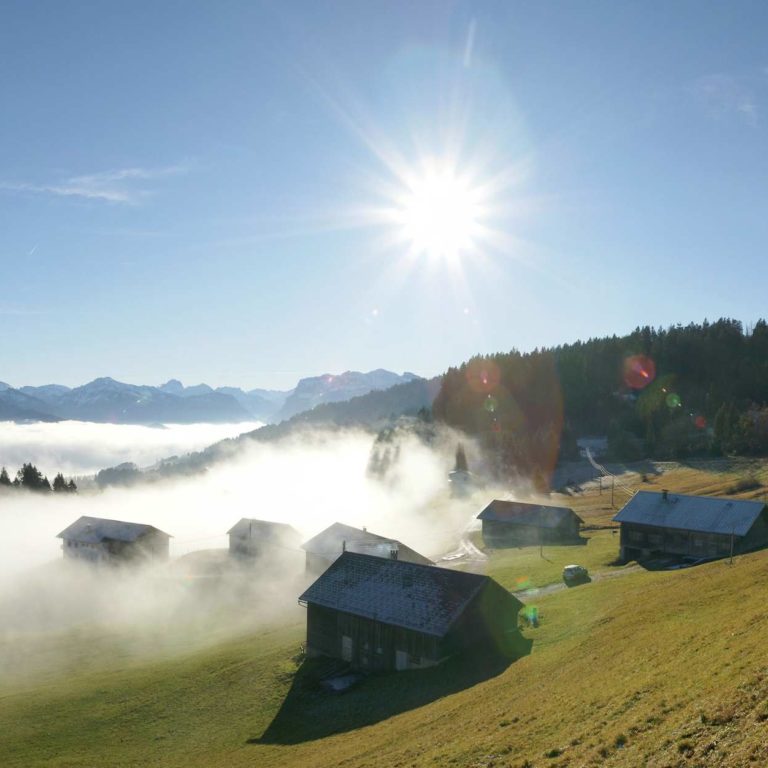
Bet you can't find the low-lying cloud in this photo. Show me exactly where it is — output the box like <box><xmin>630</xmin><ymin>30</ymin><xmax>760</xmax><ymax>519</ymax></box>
<box><xmin>0</xmin><ymin>419</ymin><xmax>263</xmax><ymax>478</ymax></box>
<box><xmin>0</xmin><ymin>423</ymin><xmax>488</xmax><ymax>684</ymax></box>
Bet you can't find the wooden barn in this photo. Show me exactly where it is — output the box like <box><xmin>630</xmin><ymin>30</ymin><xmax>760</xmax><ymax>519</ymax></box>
<box><xmin>477</xmin><ymin>500</ymin><xmax>583</xmax><ymax>546</ymax></box>
<box><xmin>57</xmin><ymin>516</ymin><xmax>171</xmax><ymax>564</ymax></box>
<box><xmin>299</xmin><ymin>552</ymin><xmax>524</xmax><ymax>671</ymax></box>
<box><xmin>301</xmin><ymin>522</ymin><xmax>432</xmax><ymax>574</ymax></box>
<box><xmin>614</xmin><ymin>490</ymin><xmax>768</xmax><ymax>561</ymax></box>
<box><xmin>227</xmin><ymin>518</ymin><xmax>301</xmax><ymax>561</ymax></box>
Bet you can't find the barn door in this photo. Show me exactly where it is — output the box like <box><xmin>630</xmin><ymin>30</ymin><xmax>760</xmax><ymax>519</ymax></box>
<box><xmin>341</xmin><ymin>635</ymin><xmax>353</xmax><ymax>662</ymax></box>
<box><xmin>395</xmin><ymin>650</ymin><xmax>408</xmax><ymax>671</ymax></box>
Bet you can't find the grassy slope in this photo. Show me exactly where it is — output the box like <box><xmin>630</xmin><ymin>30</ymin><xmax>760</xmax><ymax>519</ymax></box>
<box><xmin>3</xmin><ymin>465</ymin><xmax>768</xmax><ymax>767</ymax></box>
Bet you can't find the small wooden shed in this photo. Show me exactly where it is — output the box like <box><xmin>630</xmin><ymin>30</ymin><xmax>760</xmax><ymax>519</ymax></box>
<box><xmin>57</xmin><ymin>516</ymin><xmax>171</xmax><ymax>564</ymax></box>
<box><xmin>477</xmin><ymin>500</ymin><xmax>583</xmax><ymax>546</ymax></box>
<box><xmin>614</xmin><ymin>490</ymin><xmax>768</xmax><ymax>561</ymax></box>
<box><xmin>300</xmin><ymin>522</ymin><xmax>432</xmax><ymax>574</ymax></box>
<box><xmin>299</xmin><ymin>552</ymin><xmax>524</xmax><ymax>671</ymax></box>
<box><xmin>227</xmin><ymin>518</ymin><xmax>301</xmax><ymax>561</ymax></box>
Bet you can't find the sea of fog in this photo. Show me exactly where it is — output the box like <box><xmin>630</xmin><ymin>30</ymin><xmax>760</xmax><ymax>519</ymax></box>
<box><xmin>0</xmin><ymin>419</ymin><xmax>263</xmax><ymax>478</ymax></box>
<box><xmin>0</xmin><ymin>421</ymin><xmax>489</xmax><ymax>682</ymax></box>
<box><xmin>0</xmin><ymin>426</ymin><xmax>472</xmax><ymax>577</ymax></box>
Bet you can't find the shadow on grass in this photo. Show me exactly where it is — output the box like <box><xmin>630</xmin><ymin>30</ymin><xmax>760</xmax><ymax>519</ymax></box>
<box><xmin>250</xmin><ymin>636</ymin><xmax>532</xmax><ymax>745</ymax></box>
<box><xmin>635</xmin><ymin>556</ymin><xmax>720</xmax><ymax>572</ymax></box>
<box><xmin>564</xmin><ymin>575</ymin><xmax>592</xmax><ymax>588</ymax></box>
<box><xmin>486</xmin><ymin>535</ymin><xmax>589</xmax><ymax>550</ymax></box>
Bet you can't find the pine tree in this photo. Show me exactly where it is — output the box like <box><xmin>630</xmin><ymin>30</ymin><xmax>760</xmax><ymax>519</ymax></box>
<box><xmin>67</xmin><ymin>478</ymin><xmax>77</xmax><ymax>492</ymax></box>
<box><xmin>53</xmin><ymin>473</ymin><xmax>67</xmax><ymax>492</ymax></box>
<box><xmin>0</xmin><ymin>467</ymin><xmax>11</xmax><ymax>487</ymax></box>
<box><xmin>15</xmin><ymin>463</ymin><xmax>51</xmax><ymax>491</ymax></box>
<box><xmin>454</xmin><ymin>442</ymin><xmax>469</xmax><ymax>472</ymax></box>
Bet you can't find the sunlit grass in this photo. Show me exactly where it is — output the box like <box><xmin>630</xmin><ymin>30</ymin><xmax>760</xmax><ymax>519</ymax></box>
<box><xmin>3</xmin><ymin>462</ymin><xmax>768</xmax><ymax>767</ymax></box>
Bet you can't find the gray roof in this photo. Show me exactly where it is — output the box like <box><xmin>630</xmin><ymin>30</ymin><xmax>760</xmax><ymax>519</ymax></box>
<box><xmin>301</xmin><ymin>522</ymin><xmax>433</xmax><ymax>565</ymax></box>
<box><xmin>613</xmin><ymin>491</ymin><xmax>766</xmax><ymax>537</ymax></box>
<box><xmin>477</xmin><ymin>500</ymin><xmax>583</xmax><ymax>528</ymax></box>
<box><xmin>57</xmin><ymin>515</ymin><xmax>171</xmax><ymax>544</ymax></box>
<box><xmin>226</xmin><ymin>518</ymin><xmax>301</xmax><ymax>542</ymax></box>
<box><xmin>299</xmin><ymin>552</ymin><xmax>518</xmax><ymax>637</ymax></box>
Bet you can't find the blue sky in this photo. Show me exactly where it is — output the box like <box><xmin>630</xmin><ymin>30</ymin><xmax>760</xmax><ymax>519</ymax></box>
<box><xmin>1</xmin><ymin>1</ymin><xmax>767</xmax><ymax>390</ymax></box>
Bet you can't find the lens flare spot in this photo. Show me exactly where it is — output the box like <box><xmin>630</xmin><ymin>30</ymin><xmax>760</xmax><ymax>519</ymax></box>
<box><xmin>484</xmin><ymin>395</ymin><xmax>498</xmax><ymax>413</ymax></box>
<box><xmin>623</xmin><ymin>355</ymin><xmax>656</xmax><ymax>390</ymax></box>
<box><xmin>695</xmin><ymin>415</ymin><xmax>707</xmax><ymax>429</ymax></box>
<box><xmin>466</xmin><ymin>359</ymin><xmax>501</xmax><ymax>393</ymax></box>
<box><xmin>515</xmin><ymin>575</ymin><xmax>531</xmax><ymax>590</ymax></box>
<box><xmin>666</xmin><ymin>393</ymin><xmax>681</xmax><ymax>408</ymax></box>
<box><xmin>523</xmin><ymin>605</ymin><xmax>539</xmax><ymax>626</ymax></box>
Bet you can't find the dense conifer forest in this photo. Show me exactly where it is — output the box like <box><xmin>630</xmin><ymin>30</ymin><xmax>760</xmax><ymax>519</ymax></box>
<box><xmin>433</xmin><ymin>318</ymin><xmax>768</xmax><ymax>480</ymax></box>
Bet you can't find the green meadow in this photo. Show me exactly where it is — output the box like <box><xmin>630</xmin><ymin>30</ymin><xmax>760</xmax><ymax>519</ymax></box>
<box><xmin>3</xmin><ymin>464</ymin><xmax>768</xmax><ymax>767</ymax></box>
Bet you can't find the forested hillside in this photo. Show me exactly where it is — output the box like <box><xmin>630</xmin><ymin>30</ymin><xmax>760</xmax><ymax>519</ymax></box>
<box><xmin>433</xmin><ymin>319</ymin><xmax>768</xmax><ymax>481</ymax></box>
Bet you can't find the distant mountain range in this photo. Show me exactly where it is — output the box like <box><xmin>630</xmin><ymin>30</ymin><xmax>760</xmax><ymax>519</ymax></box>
<box><xmin>96</xmin><ymin>374</ymin><xmax>442</xmax><ymax>485</ymax></box>
<box><xmin>0</xmin><ymin>370</ymin><xmax>423</xmax><ymax>425</ymax></box>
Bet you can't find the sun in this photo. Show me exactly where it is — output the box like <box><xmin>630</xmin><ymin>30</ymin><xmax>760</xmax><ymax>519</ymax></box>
<box><xmin>393</xmin><ymin>161</ymin><xmax>485</xmax><ymax>261</ymax></box>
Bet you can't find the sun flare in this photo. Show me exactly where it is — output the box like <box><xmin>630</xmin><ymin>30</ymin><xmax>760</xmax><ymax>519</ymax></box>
<box><xmin>394</xmin><ymin>162</ymin><xmax>485</xmax><ymax>261</ymax></box>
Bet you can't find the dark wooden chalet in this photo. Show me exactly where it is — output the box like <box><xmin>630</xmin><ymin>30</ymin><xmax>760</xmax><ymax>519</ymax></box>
<box><xmin>477</xmin><ymin>500</ymin><xmax>583</xmax><ymax>546</ymax></box>
<box><xmin>300</xmin><ymin>522</ymin><xmax>432</xmax><ymax>574</ymax></box>
<box><xmin>227</xmin><ymin>518</ymin><xmax>301</xmax><ymax>561</ymax></box>
<box><xmin>299</xmin><ymin>552</ymin><xmax>524</xmax><ymax>671</ymax></box>
<box><xmin>57</xmin><ymin>516</ymin><xmax>171</xmax><ymax>564</ymax></box>
<box><xmin>614</xmin><ymin>490</ymin><xmax>768</xmax><ymax>561</ymax></box>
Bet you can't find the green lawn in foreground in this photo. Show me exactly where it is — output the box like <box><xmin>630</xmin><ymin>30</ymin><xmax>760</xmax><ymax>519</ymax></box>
<box><xmin>4</xmin><ymin>547</ymin><xmax>768</xmax><ymax>768</ymax></box>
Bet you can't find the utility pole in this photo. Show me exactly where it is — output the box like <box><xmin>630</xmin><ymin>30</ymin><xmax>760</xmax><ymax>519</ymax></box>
<box><xmin>729</xmin><ymin>525</ymin><xmax>735</xmax><ymax>565</ymax></box>
<box><xmin>611</xmin><ymin>475</ymin><xmax>615</xmax><ymax>509</ymax></box>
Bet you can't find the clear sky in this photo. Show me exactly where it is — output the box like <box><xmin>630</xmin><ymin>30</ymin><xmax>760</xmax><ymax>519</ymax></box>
<box><xmin>1</xmin><ymin>1</ymin><xmax>767</xmax><ymax>390</ymax></box>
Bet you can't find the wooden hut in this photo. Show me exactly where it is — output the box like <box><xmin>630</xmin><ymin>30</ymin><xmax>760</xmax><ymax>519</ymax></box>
<box><xmin>227</xmin><ymin>518</ymin><xmax>301</xmax><ymax>561</ymax></box>
<box><xmin>57</xmin><ymin>516</ymin><xmax>171</xmax><ymax>564</ymax></box>
<box><xmin>477</xmin><ymin>500</ymin><xmax>583</xmax><ymax>546</ymax></box>
<box><xmin>614</xmin><ymin>490</ymin><xmax>768</xmax><ymax>561</ymax></box>
<box><xmin>299</xmin><ymin>552</ymin><xmax>524</xmax><ymax>671</ymax></box>
<box><xmin>300</xmin><ymin>522</ymin><xmax>432</xmax><ymax>574</ymax></box>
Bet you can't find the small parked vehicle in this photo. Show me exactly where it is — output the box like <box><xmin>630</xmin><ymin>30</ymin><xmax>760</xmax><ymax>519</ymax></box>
<box><xmin>562</xmin><ymin>564</ymin><xmax>589</xmax><ymax>585</ymax></box>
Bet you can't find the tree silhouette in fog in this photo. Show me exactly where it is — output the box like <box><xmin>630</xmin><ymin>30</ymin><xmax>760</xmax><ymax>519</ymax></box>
<box><xmin>454</xmin><ymin>442</ymin><xmax>469</xmax><ymax>472</ymax></box>
<box><xmin>15</xmin><ymin>463</ymin><xmax>51</xmax><ymax>491</ymax></box>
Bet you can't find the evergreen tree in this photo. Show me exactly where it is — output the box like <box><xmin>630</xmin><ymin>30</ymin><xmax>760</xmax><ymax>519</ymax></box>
<box><xmin>0</xmin><ymin>467</ymin><xmax>10</xmax><ymax>486</ymax></box>
<box><xmin>67</xmin><ymin>478</ymin><xmax>77</xmax><ymax>492</ymax></box>
<box><xmin>53</xmin><ymin>472</ymin><xmax>67</xmax><ymax>492</ymax></box>
<box><xmin>454</xmin><ymin>442</ymin><xmax>469</xmax><ymax>472</ymax></box>
<box><xmin>15</xmin><ymin>463</ymin><xmax>52</xmax><ymax>492</ymax></box>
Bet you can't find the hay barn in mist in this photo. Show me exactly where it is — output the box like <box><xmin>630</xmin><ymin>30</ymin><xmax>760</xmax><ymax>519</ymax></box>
<box><xmin>477</xmin><ymin>500</ymin><xmax>583</xmax><ymax>547</ymax></box>
<box><xmin>57</xmin><ymin>516</ymin><xmax>171</xmax><ymax>564</ymax></box>
<box><xmin>227</xmin><ymin>518</ymin><xmax>301</xmax><ymax>561</ymax></box>
<box><xmin>301</xmin><ymin>522</ymin><xmax>432</xmax><ymax>575</ymax></box>
<box><xmin>614</xmin><ymin>490</ymin><xmax>768</xmax><ymax>561</ymax></box>
<box><xmin>299</xmin><ymin>552</ymin><xmax>524</xmax><ymax>671</ymax></box>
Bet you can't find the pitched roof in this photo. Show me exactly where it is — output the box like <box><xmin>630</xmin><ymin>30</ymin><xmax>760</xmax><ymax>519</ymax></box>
<box><xmin>612</xmin><ymin>491</ymin><xmax>766</xmax><ymax>537</ymax></box>
<box><xmin>299</xmin><ymin>552</ymin><xmax>519</xmax><ymax>637</ymax></box>
<box><xmin>226</xmin><ymin>518</ymin><xmax>300</xmax><ymax>542</ymax></box>
<box><xmin>301</xmin><ymin>522</ymin><xmax>432</xmax><ymax>565</ymax></box>
<box><xmin>477</xmin><ymin>500</ymin><xmax>583</xmax><ymax>528</ymax></box>
<box><xmin>56</xmin><ymin>515</ymin><xmax>171</xmax><ymax>544</ymax></box>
